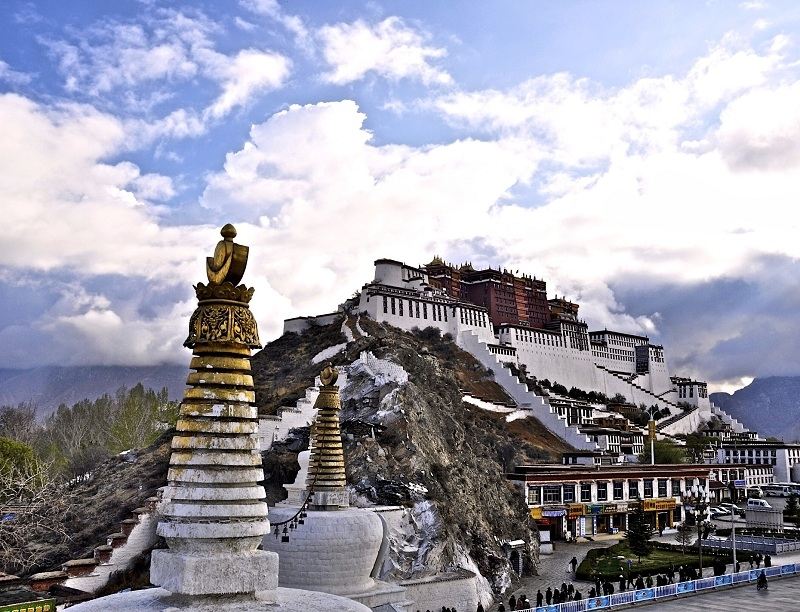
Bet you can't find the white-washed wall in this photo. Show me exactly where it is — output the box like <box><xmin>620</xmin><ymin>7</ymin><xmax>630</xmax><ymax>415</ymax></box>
<box><xmin>399</xmin><ymin>574</ymin><xmax>480</xmax><ymax>612</ymax></box>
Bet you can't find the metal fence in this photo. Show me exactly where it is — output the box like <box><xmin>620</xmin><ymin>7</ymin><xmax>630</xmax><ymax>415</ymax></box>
<box><xmin>701</xmin><ymin>535</ymin><xmax>800</xmax><ymax>553</ymax></box>
<box><xmin>514</xmin><ymin>562</ymin><xmax>800</xmax><ymax>612</ymax></box>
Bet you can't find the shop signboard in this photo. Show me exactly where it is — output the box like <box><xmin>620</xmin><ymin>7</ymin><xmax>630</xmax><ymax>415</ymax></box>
<box><xmin>567</xmin><ymin>503</ymin><xmax>584</xmax><ymax>518</ymax></box>
<box><xmin>734</xmin><ymin>479</ymin><xmax>746</xmax><ymax>489</ymax></box>
<box><xmin>0</xmin><ymin>599</ymin><xmax>55</xmax><ymax>612</ymax></box>
<box><xmin>642</xmin><ymin>499</ymin><xmax>676</xmax><ymax>512</ymax></box>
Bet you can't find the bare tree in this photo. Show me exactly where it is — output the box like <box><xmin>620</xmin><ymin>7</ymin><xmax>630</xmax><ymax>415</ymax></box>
<box><xmin>0</xmin><ymin>402</ymin><xmax>39</xmax><ymax>446</ymax></box>
<box><xmin>674</xmin><ymin>521</ymin><xmax>694</xmax><ymax>554</ymax></box>
<box><xmin>0</xmin><ymin>458</ymin><xmax>70</xmax><ymax>575</ymax></box>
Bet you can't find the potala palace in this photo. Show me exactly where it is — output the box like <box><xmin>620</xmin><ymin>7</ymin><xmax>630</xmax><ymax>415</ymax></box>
<box><xmin>287</xmin><ymin>257</ymin><xmax>750</xmax><ymax>455</ymax></box>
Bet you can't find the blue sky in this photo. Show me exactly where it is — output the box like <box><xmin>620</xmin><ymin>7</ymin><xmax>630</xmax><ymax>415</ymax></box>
<box><xmin>2</xmin><ymin>0</ymin><xmax>800</xmax><ymax>392</ymax></box>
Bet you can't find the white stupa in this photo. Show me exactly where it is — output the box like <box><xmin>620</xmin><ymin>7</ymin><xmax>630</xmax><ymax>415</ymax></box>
<box><xmin>262</xmin><ymin>366</ymin><xmax>407</xmax><ymax>609</ymax></box>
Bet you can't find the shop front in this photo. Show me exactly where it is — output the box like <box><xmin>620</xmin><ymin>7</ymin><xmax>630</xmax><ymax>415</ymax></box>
<box><xmin>531</xmin><ymin>506</ymin><xmax>568</xmax><ymax>540</ymax></box>
<box><xmin>641</xmin><ymin>498</ymin><xmax>677</xmax><ymax>530</ymax></box>
<box><xmin>569</xmin><ymin>502</ymin><xmax>630</xmax><ymax>536</ymax></box>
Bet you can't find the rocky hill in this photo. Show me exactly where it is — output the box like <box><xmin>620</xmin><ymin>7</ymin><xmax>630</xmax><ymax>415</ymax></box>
<box><xmin>253</xmin><ymin>316</ymin><xmax>572</xmax><ymax>593</ymax></box>
<box><xmin>711</xmin><ymin>376</ymin><xmax>800</xmax><ymax>442</ymax></box>
<box><xmin>0</xmin><ymin>366</ymin><xmax>186</xmax><ymax>417</ymax></box>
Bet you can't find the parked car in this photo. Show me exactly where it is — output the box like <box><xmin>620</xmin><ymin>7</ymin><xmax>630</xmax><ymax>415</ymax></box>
<box><xmin>747</xmin><ymin>498</ymin><xmax>772</xmax><ymax>509</ymax></box>
<box><xmin>746</xmin><ymin>487</ymin><xmax>763</xmax><ymax>499</ymax></box>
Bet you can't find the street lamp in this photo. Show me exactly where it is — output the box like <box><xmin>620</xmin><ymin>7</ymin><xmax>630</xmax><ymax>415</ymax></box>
<box><xmin>681</xmin><ymin>483</ymin><xmax>712</xmax><ymax>577</ymax></box>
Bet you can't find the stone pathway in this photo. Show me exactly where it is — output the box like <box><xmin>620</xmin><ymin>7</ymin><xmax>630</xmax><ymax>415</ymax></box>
<box><xmin>491</xmin><ymin>540</ymin><xmax>617</xmax><ymax>610</ymax></box>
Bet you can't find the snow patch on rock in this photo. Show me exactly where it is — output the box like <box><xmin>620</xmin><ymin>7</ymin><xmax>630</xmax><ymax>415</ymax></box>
<box><xmin>341</xmin><ymin>318</ymin><xmax>355</xmax><ymax>343</ymax></box>
<box><xmin>506</xmin><ymin>409</ymin><xmax>532</xmax><ymax>422</ymax></box>
<box><xmin>463</xmin><ymin>395</ymin><xmax>515</xmax><ymax>414</ymax></box>
<box><xmin>355</xmin><ymin>315</ymin><xmax>369</xmax><ymax>338</ymax></box>
<box><xmin>311</xmin><ymin>342</ymin><xmax>347</xmax><ymax>364</ymax></box>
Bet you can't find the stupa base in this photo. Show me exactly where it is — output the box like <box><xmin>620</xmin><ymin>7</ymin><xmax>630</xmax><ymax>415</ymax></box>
<box><xmin>66</xmin><ymin>586</ymin><xmax>371</xmax><ymax>611</ymax></box>
<box><xmin>151</xmin><ymin>549</ymin><xmax>278</xmax><ymax>596</ymax></box>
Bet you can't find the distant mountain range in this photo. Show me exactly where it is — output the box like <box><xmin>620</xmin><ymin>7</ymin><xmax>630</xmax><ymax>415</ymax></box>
<box><xmin>711</xmin><ymin>376</ymin><xmax>800</xmax><ymax>443</ymax></box>
<box><xmin>0</xmin><ymin>365</ymin><xmax>187</xmax><ymax>418</ymax></box>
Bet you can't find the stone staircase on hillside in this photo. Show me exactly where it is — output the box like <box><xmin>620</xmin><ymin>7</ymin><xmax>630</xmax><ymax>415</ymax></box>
<box><xmin>710</xmin><ymin>401</ymin><xmax>747</xmax><ymax>434</ymax></box>
<box><xmin>28</xmin><ymin>495</ymin><xmax>162</xmax><ymax>596</ymax></box>
<box><xmin>456</xmin><ymin>330</ymin><xmax>599</xmax><ymax>450</ymax></box>
<box><xmin>258</xmin><ymin>368</ymin><xmax>349</xmax><ymax>452</ymax></box>
<box><xmin>594</xmin><ymin>364</ymin><xmax>680</xmax><ymax>413</ymax></box>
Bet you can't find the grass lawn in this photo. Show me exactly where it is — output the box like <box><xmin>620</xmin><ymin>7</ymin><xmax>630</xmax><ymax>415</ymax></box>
<box><xmin>577</xmin><ymin>542</ymin><xmax>701</xmax><ymax>580</ymax></box>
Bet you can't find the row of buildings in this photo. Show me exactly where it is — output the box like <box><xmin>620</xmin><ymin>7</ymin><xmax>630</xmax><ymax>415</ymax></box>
<box><xmin>508</xmin><ymin>459</ymin><xmax>780</xmax><ymax>539</ymax></box>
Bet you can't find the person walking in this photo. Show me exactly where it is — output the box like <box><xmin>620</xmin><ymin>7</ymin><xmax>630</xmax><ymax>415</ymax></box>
<box><xmin>570</xmin><ymin>556</ymin><xmax>578</xmax><ymax>574</ymax></box>
<box><xmin>508</xmin><ymin>594</ymin><xmax>516</xmax><ymax>611</ymax></box>
<box><xmin>574</xmin><ymin>590</ymin><xmax>582</xmax><ymax>601</ymax></box>
<box><xmin>635</xmin><ymin>575</ymin><xmax>645</xmax><ymax>590</ymax></box>
<box><xmin>765</xmin><ymin>554</ymin><xmax>772</xmax><ymax>568</ymax></box>
<box><xmin>619</xmin><ymin>574</ymin><xmax>626</xmax><ymax>592</ymax></box>
<box><xmin>545</xmin><ymin>587</ymin><xmax>552</xmax><ymax>605</ymax></box>
<box><xmin>645</xmin><ymin>575</ymin><xmax>653</xmax><ymax>588</ymax></box>
<box><xmin>497</xmin><ymin>605</ymin><xmax>505</xmax><ymax>612</ymax></box>
<box><xmin>536</xmin><ymin>590</ymin><xmax>543</xmax><ymax>608</ymax></box>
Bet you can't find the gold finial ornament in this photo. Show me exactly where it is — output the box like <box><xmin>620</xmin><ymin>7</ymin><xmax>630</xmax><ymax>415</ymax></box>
<box><xmin>307</xmin><ymin>363</ymin><xmax>348</xmax><ymax>509</ymax></box>
<box><xmin>320</xmin><ymin>362</ymin><xmax>338</xmax><ymax>386</ymax></box>
<box><xmin>206</xmin><ymin>223</ymin><xmax>249</xmax><ymax>285</ymax></box>
<box><xmin>185</xmin><ymin>224</ymin><xmax>260</xmax><ymax>348</ymax></box>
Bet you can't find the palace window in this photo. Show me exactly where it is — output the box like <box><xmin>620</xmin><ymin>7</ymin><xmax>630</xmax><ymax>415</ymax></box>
<box><xmin>563</xmin><ymin>484</ymin><xmax>576</xmax><ymax>503</ymax></box>
<box><xmin>658</xmin><ymin>479</ymin><xmax>668</xmax><ymax>498</ymax></box>
<box><xmin>643</xmin><ymin>479</ymin><xmax>654</xmax><ymax>498</ymax></box>
<box><xmin>580</xmin><ymin>482</ymin><xmax>592</xmax><ymax>502</ymax></box>
<box><xmin>671</xmin><ymin>479</ymin><xmax>681</xmax><ymax>496</ymax></box>
<box><xmin>391</xmin><ymin>297</ymin><xmax>396</xmax><ymax>315</ymax></box>
<box><xmin>596</xmin><ymin>482</ymin><xmax>608</xmax><ymax>501</ymax></box>
<box><xmin>399</xmin><ymin>300</ymin><xmax>403</xmax><ymax>317</ymax></box>
<box><xmin>527</xmin><ymin>486</ymin><xmax>541</xmax><ymax>505</ymax></box>
<box><xmin>423</xmin><ymin>303</ymin><xmax>427</xmax><ymax>319</ymax></box>
<box><xmin>383</xmin><ymin>296</ymin><xmax>388</xmax><ymax>313</ymax></box>
<box><xmin>613</xmin><ymin>481</ymin><xmax>624</xmax><ymax>500</ymax></box>
<box><xmin>416</xmin><ymin>302</ymin><xmax>420</xmax><ymax>318</ymax></box>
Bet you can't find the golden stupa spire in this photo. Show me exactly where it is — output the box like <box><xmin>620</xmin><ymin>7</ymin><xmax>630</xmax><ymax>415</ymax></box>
<box><xmin>150</xmin><ymin>224</ymin><xmax>276</xmax><ymax>597</ymax></box>
<box><xmin>306</xmin><ymin>362</ymin><xmax>348</xmax><ymax>509</ymax></box>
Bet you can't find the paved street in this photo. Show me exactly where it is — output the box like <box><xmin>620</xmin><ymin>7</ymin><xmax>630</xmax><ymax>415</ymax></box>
<box><xmin>633</xmin><ymin>575</ymin><xmax>800</xmax><ymax>610</ymax></box>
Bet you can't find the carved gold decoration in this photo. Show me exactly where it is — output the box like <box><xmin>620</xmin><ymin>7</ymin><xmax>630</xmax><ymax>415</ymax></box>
<box><xmin>185</xmin><ymin>304</ymin><xmax>260</xmax><ymax>348</ymax></box>
<box><xmin>195</xmin><ymin>282</ymin><xmax>255</xmax><ymax>303</ymax></box>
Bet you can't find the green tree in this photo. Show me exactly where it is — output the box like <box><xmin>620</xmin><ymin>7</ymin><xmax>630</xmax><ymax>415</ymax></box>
<box><xmin>0</xmin><ymin>437</ymin><xmax>37</xmax><ymax>480</ymax></box>
<box><xmin>638</xmin><ymin>439</ymin><xmax>688</xmax><ymax>464</ymax></box>
<box><xmin>786</xmin><ymin>493</ymin><xmax>799</xmax><ymax>522</ymax></box>
<box><xmin>626</xmin><ymin>501</ymin><xmax>653</xmax><ymax>561</ymax></box>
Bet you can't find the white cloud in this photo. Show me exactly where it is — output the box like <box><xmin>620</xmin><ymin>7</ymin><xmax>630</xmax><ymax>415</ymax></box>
<box><xmin>0</xmin><ymin>93</ymin><xmax>203</xmax><ymax>277</ymax></box>
<box><xmin>318</xmin><ymin>17</ymin><xmax>452</xmax><ymax>86</ymax></box>
<box><xmin>0</xmin><ymin>59</ymin><xmax>33</xmax><ymax>85</ymax></box>
<box><xmin>201</xmin><ymin>100</ymin><xmax>535</xmax><ymax>334</ymax></box>
<box><xmin>239</xmin><ymin>0</ymin><xmax>312</xmax><ymax>52</ymax></box>
<box><xmin>42</xmin><ymin>9</ymin><xmax>291</xmax><ymax>123</ymax></box>
<box><xmin>201</xmin><ymin>49</ymin><xmax>291</xmax><ymax>119</ymax></box>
